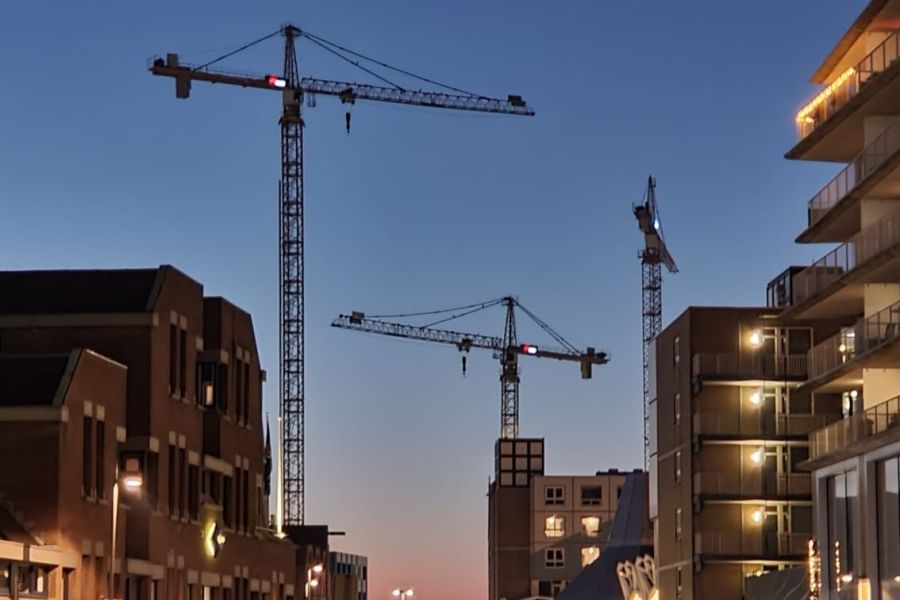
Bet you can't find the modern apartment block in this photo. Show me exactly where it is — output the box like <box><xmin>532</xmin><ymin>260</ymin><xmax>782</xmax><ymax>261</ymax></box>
<box><xmin>487</xmin><ymin>437</ymin><xmax>631</xmax><ymax>600</ymax></box>
<box><xmin>770</xmin><ymin>0</ymin><xmax>900</xmax><ymax>597</ymax></box>
<box><xmin>652</xmin><ymin>307</ymin><xmax>843</xmax><ymax>600</ymax></box>
<box><xmin>0</xmin><ymin>266</ymin><xmax>324</xmax><ymax>600</ymax></box>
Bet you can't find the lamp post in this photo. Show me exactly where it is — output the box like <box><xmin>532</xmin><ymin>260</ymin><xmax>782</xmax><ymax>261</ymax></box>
<box><xmin>392</xmin><ymin>588</ymin><xmax>414</xmax><ymax>599</ymax></box>
<box><xmin>109</xmin><ymin>460</ymin><xmax>143</xmax><ymax>600</ymax></box>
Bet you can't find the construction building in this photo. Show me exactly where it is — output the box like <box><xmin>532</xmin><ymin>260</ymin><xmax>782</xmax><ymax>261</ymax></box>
<box><xmin>487</xmin><ymin>437</ymin><xmax>635</xmax><ymax>599</ymax></box>
<box><xmin>327</xmin><ymin>552</ymin><xmax>367</xmax><ymax>600</ymax></box>
<box><xmin>0</xmin><ymin>266</ymin><xmax>333</xmax><ymax>600</ymax></box>
<box><xmin>652</xmin><ymin>307</ymin><xmax>842</xmax><ymax>599</ymax></box>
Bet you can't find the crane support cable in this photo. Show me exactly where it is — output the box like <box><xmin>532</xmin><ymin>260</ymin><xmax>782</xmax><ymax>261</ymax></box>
<box><xmin>368</xmin><ymin>297</ymin><xmax>505</xmax><ymax>320</ymax></box>
<box><xmin>193</xmin><ymin>28</ymin><xmax>282</xmax><ymax>72</ymax></box>
<box><xmin>301</xmin><ymin>30</ymin><xmax>482</xmax><ymax>97</ymax></box>
<box><xmin>421</xmin><ymin>303</ymin><xmax>500</xmax><ymax>329</ymax></box>
<box><xmin>514</xmin><ymin>301</ymin><xmax>581</xmax><ymax>354</ymax></box>
<box><xmin>302</xmin><ymin>34</ymin><xmax>405</xmax><ymax>90</ymax></box>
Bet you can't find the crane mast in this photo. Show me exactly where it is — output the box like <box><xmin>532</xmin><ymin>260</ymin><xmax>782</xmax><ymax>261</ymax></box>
<box><xmin>150</xmin><ymin>25</ymin><xmax>534</xmax><ymax>525</ymax></box>
<box><xmin>332</xmin><ymin>296</ymin><xmax>608</xmax><ymax>438</ymax></box>
<box><xmin>634</xmin><ymin>176</ymin><xmax>678</xmax><ymax>469</ymax></box>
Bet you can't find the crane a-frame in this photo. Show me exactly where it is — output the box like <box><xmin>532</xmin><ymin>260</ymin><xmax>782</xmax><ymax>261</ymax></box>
<box><xmin>150</xmin><ymin>25</ymin><xmax>534</xmax><ymax>525</ymax></box>
<box><xmin>634</xmin><ymin>176</ymin><xmax>677</xmax><ymax>469</ymax></box>
<box><xmin>332</xmin><ymin>296</ymin><xmax>608</xmax><ymax>439</ymax></box>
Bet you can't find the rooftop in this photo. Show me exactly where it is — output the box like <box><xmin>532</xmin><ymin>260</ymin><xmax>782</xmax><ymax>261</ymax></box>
<box><xmin>0</xmin><ymin>353</ymin><xmax>76</xmax><ymax>407</ymax></box>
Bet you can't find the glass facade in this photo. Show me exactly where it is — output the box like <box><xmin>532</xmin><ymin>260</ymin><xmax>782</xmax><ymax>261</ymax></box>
<box><xmin>827</xmin><ymin>470</ymin><xmax>859</xmax><ymax>599</ymax></box>
<box><xmin>880</xmin><ymin>456</ymin><xmax>900</xmax><ymax>598</ymax></box>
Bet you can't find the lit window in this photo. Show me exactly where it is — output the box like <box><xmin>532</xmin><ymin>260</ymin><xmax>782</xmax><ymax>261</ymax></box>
<box><xmin>581</xmin><ymin>546</ymin><xmax>600</xmax><ymax>567</ymax></box>
<box><xmin>545</xmin><ymin>515</ymin><xmax>565</xmax><ymax>538</ymax></box>
<box><xmin>581</xmin><ymin>516</ymin><xmax>600</xmax><ymax>538</ymax></box>
<box><xmin>676</xmin><ymin>508</ymin><xmax>683</xmax><ymax>541</ymax></box>
<box><xmin>675</xmin><ymin>450</ymin><xmax>682</xmax><ymax>483</ymax></box>
<box><xmin>581</xmin><ymin>486</ymin><xmax>601</xmax><ymax>505</ymax></box>
<box><xmin>673</xmin><ymin>335</ymin><xmax>680</xmax><ymax>367</ymax></box>
<box><xmin>674</xmin><ymin>392</ymin><xmax>681</xmax><ymax>426</ymax></box>
<box><xmin>545</xmin><ymin>486</ymin><xmax>564</xmax><ymax>505</ymax></box>
<box><xmin>676</xmin><ymin>567</ymin><xmax>683</xmax><ymax>597</ymax></box>
<box><xmin>544</xmin><ymin>548</ymin><xmax>564</xmax><ymax>569</ymax></box>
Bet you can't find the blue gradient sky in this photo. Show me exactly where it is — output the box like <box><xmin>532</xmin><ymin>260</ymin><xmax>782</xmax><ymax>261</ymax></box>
<box><xmin>1</xmin><ymin>2</ymin><xmax>864</xmax><ymax>598</ymax></box>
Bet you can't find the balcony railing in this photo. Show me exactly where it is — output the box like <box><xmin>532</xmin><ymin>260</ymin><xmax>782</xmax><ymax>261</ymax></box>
<box><xmin>693</xmin><ymin>472</ymin><xmax>811</xmax><ymax>497</ymax></box>
<box><xmin>692</xmin><ymin>412</ymin><xmax>835</xmax><ymax>437</ymax></box>
<box><xmin>692</xmin><ymin>353</ymin><xmax>807</xmax><ymax>380</ymax></box>
<box><xmin>776</xmin><ymin>413</ymin><xmax>839</xmax><ymax>436</ymax></box>
<box><xmin>808</xmin><ymin>123</ymin><xmax>900</xmax><ymax>227</ymax></box>
<box><xmin>807</xmin><ymin>296</ymin><xmax>900</xmax><ymax>380</ymax></box>
<box><xmin>792</xmin><ymin>212</ymin><xmax>900</xmax><ymax>306</ymax></box>
<box><xmin>797</xmin><ymin>29</ymin><xmax>900</xmax><ymax>139</ymax></box>
<box><xmin>695</xmin><ymin>532</ymin><xmax>808</xmax><ymax>557</ymax></box>
<box><xmin>810</xmin><ymin>394</ymin><xmax>900</xmax><ymax>459</ymax></box>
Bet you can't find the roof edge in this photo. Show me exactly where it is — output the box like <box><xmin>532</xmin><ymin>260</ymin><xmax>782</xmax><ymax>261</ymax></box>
<box><xmin>812</xmin><ymin>0</ymin><xmax>890</xmax><ymax>84</ymax></box>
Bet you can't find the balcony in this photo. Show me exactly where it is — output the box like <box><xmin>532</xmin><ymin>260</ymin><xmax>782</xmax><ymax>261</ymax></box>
<box><xmin>806</xmin><ymin>297</ymin><xmax>900</xmax><ymax>387</ymax></box>
<box><xmin>693</xmin><ymin>472</ymin><xmax>811</xmax><ymax>498</ymax></box>
<box><xmin>809</xmin><ymin>394</ymin><xmax>900</xmax><ymax>463</ymax></box>
<box><xmin>692</xmin><ymin>412</ymin><xmax>836</xmax><ymax>437</ymax></box>
<box><xmin>694</xmin><ymin>532</ymin><xmax>807</xmax><ymax>558</ymax></box>
<box><xmin>692</xmin><ymin>353</ymin><xmax>807</xmax><ymax>382</ymax></box>
<box><xmin>803</xmin><ymin>123</ymin><xmax>900</xmax><ymax>242</ymax></box>
<box><xmin>786</xmin><ymin>212</ymin><xmax>900</xmax><ymax>319</ymax></box>
<box><xmin>791</xmin><ymin>29</ymin><xmax>900</xmax><ymax>161</ymax></box>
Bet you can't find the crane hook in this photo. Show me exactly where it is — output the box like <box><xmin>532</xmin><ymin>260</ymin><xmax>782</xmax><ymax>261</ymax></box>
<box><xmin>461</xmin><ymin>355</ymin><xmax>467</xmax><ymax>377</ymax></box>
<box><xmin>345</xmin><ymin>111</ymin><xmax>351</xmax><ymax>135</ymax></box>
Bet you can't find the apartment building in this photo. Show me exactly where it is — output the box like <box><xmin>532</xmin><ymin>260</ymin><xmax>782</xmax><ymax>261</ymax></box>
<box><xmin>487</xmin><ymin>437</ymin><xmax>631</xmax><ymax>600</ymax></box>
<box><xmin>327</xmin><ymin>552</ymin><xmax>366</xmax><ymax>600</ymax></box>
<box><xmin>0</xmin><ymin>266</ymin><xmax>308</xmax><ymax>600</ymax></box>
<box><xmin>770</xmin><ymin>0</ymin><xmax>900</xmax><ymax>597</ymax></box>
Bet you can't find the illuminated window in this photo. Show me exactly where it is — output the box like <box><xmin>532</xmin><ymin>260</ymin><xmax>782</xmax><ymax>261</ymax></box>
<box><xmin>545</xmin><ymin>486</ymin><xmax>564</xmax><ymax>505</ymax></box>
<box><xmin>581</xmin><ymin>516</ymin><xmax>600</xmax><ymax>537</ymax></box>
<box><xmin>674</xmin><ymin>392</ymin><xmax>681</xmax><ymax>426</ymax></box>
<box><xmin>676</xmin><ymin>508</ymin><xmax>683</xmax><ymax>541</ymax></box>
<box><xmin>545</xmin><ymin>515</ymin><xmax>565</xmax><ymax>538</ymax></box>
<box><xmin>675</xmin><ymin>450</ymin><xmax>682</xmax><ymax>483</ymax></box>
<box><xmin>673</xmin><ymin>336</ymin><xmax>680</xmax><ymax>367</ymax></box>
<box><xmin>581</xmin><ymin>546</ymin><xmax>600</xmax><ymax>567</ymax></box>
<box><xmin>544</xmin><ymin>548</ymin><xmax>564</xmax><ymax>569</ymax></box>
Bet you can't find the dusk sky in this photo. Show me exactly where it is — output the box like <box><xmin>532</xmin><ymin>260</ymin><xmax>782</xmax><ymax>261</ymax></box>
<box><xmin>0</xmin><ymin>2</ymin><xmax>865</xmax><ymax>598</ymax></box>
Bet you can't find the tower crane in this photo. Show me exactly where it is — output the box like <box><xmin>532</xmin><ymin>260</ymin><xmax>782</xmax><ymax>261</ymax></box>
<box><xmin>331</xmin><ymin>296</ymin><xmax>608</xmax><ymax>439</ymax></box>
<box><xmin>150</xmin><ymin>25</ymin><xmax>534</xmax><ymax>526</ymax></box>
<box><xmin>634</xmin><ymin>176</ymin><xmax>678</xmax><ymax>469</ymax></box>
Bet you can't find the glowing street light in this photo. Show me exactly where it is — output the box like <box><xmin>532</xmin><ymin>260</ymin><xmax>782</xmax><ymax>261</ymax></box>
<box><xmin>392</xmin><ymin>588</ymin><xmax>414</xmax><ymax>599</ymax></box>
<box><xmin>749</xmin><ymin>330</ymin><xmax>763</xmax><ymax>348</ymax></box>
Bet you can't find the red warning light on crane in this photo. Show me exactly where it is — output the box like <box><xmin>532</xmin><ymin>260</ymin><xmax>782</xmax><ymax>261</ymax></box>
<box><xmin>521</xmin><ymin>344</ymin><xmax>539</xmax><ymax>355</ymax></box>
<box><xmin>266</xmin><ymin>75</ymin><xmax>287</xmax><ymax>89</ymax></box>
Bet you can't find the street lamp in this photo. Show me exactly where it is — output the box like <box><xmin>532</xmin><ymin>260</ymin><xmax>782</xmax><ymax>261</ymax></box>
<box><xmin>305</xmin><ymin>564</ymin><xmax>324</xmax><ymax>599</ymax></box>
<box><xmin>392</xmin><ymin>588</ymin><xmax>414</xmax><ymax>599</ymax></box>
<box><xmin>109</xmin><ymin>459</ymin><xmax>143</xmax><ymax>600</ymax></box>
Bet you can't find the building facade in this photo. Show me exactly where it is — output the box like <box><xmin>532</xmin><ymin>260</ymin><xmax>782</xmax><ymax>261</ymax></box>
<box><xmin>652</xmin><ymin>307</ymin><xmax>843</xmax><ymax>599</ymax></box>
<box><xmin>488</xmin><ymin>437</ymin><xmax>630</xmax><ymax>600</ymax></box>
<box><xmin>0</xmin><ymin>266</ymin><xmax>306</xmax><ymax>600</ymax></box>
<box><xmin>327</xmin><ymin>552</ymin><xmax>366</xmax><ymax>600</ymax></box>
<box><xmin>771</xmin><ymin>0</ymin><xmax>900</xmax><ymax>597</ymax></box>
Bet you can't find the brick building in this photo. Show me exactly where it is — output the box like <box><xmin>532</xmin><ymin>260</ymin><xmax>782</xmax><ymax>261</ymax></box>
<box><xmin>0</xmin><ymin>266</ymin><xmax>318</xmax><ymax>600</ymax></box>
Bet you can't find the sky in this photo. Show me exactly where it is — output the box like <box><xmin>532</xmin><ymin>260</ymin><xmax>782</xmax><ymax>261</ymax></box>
<box><xmin>0</xmin><ymin>1</ymin><xmax>867</xmax><ymax>598</ymax></box>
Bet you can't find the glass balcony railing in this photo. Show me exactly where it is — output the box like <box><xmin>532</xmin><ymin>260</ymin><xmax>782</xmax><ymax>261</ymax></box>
<box><xmin>694</xmin><ymin>532</ymin><xmax>808</xmax><ymax>557</ymax></box>
<box><xmin>692</xmin><ymin>353</ymin><xmax>807</xmax><ymax>380</ymax></box>
<box><xmin>808</xmin><ymin>123</ymin><xmax>900</xmax><ymax>227</ymax></box>
<box><xmin>810</xmin><ymin>394</ymin><xmax>900</xmax><ymax>460</ymax></box>
<box><xmin>692</xmin><ymin>412</ymin><xmax>836</xmax><ymax>437</ymax></box>
<box><xmin>807</xmin><ymin>297</ymin><xmax>900</xmax><ymax>380</ymax></box>
<box><xmin>792</xmin><ymin>212</ymin><xmax>900</xmax><ymax>307</ymax></box>
<box><xmin>693</xmin><ymin>472</ymin><xmax>811</xmax><ymax>497</ymax></box>
<box><xmin>797</xmin><ymin>29</ymin><xmax>900</xmax><ymax>139</ymax></box>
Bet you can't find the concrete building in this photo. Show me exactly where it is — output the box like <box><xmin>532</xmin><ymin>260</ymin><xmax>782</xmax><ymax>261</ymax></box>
<box><xmin>769</xmin><ymin>0</ymin><xmax>900</xmax><ymax>597</ymax></box>
<box><xmin>0</xmin><ymin>266</ymin><xmax>321</xmax><ymax>600</ymax></box>
<box><xmin>327</xmin><ymin>552</ymin><xmax>366</xmax><ymax>600</ymax></box>
<box><xmin>487</xmin><ymin>437</ymin><xmax>632</xmax><ymax>600</ymax></box>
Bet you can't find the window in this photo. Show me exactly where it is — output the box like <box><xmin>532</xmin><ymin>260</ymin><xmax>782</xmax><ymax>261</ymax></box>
<box><xmin>242</xmin><ymin>468</ymin><xmax>250</xmax><ymax>531</ymax></box>
<box><xmin>235</xmin><ymin>468</ymin><xmax>244</xmax><ymax>531</ymax></box>
<box><xmin>676</xmin><ymin>508</ymin><xmax>682</xmax><ymax>541</ymax></box>
<box><xmin>198</xmin><ymin>363</ymin><xmax>216</xmax><ymax>408</ymax></box>
<box><xmin>545</xmin><ymin>486</ymin><xmax>564</xmax><ymax>505</ymax></box>
<box><xmin>235</xmin><ymin>359</ymin><xmax>243</xmax><ymax>422</ymax></box>
<box><xmin>581</xmin><ymin>546</ymin><xmax>600</xmax><ymax>567</ymax></box>
<box><xmin>188</xmin><ymin>464</ymin><xmax>199</xmax><ymax>520</ymax></box>
<box><xmin>616</xmin><ymin>486</ymin><xmax>622</xmax><ymax>500</ymax></box>
<box><xmin>828</xmin><ymin>470</ymin><xmax>859</xmax><ymax>587</ymax></box>
<box><xmin>223</xmin><ymin>475</ymin><xmax>234</xmax><ymax>527</ymax></box>
<box><xmin>581</xmin><ymin>486</ymin><xmax>601</xmax><ymax>506</ymax></box>
<box><xmin>218</xmin><ymin>364</ymin><xmax>229</xmax><ymax>414</ymax></box>
<box><xmin>545</xmin><ymin>515</ymin><xmax>565</xmax><ymax>538</ymax></box>
<box><xmin>83</xmin><ymin>416</ymin><xmax>93</xmax><ymax>497</ymax></box>
<box><xmin>581</xmin><ymin>516</ymin><xmax>600</xmax><ymax>538</ymax></box>
<box><xmin>673</xmin><ymin>335</ymin><xmax>680</xmax><ymax>367</ymax></box>
<box><xmin>676</xmin><ymin>567</ymin><xmax>683</xmax><ymax>597</ymax></box>
<box><xmin>545</xmin><ymin>549</ymin><xmax>564</xmax><ymax>569</ymax></box>
<box><xmin>178</xmin><ymin>448</ymin><xmax>187</xmax><ymax>516</ymax></box>
<box><xmin>95</xmin><ymin>419</ymin><xmax>105</xmax><ymax>499</ymax></box>
<box><xmin>878</xmin><ymin>457</ymin><xmax>900</xmax><ymax>594</ymax></box>
<box><xmin>674</xmin><ymin>392</ymin><xmax>681</xmax><ymax>426</ymax></box>
<box><xmin>169</xmin><ymin>324</ymin><xmax>178</xmax><ymax>395</ymax></box>
<box><xmin>168</xmin><ymin>444</ymin><xmax>177</xmax><ymax>516</ymax></box>
<box><xmin>675</xmin><ymin>450</ymin><xmax>682</xmax><ymax>483</ymax></box>
<box><xmin>179</xmin><ymin>327</ymin><xmax>187</xmax><ymax>399</ymax></box>
<box><xmin>243</xmin><ymin>362</ymin><xmax>251</xmax><ymax>423</ymax></box>
<box><xmin>146</xmin><ymin>451</ymin><xmax>159</xmax><ymax>511</ymax></box>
